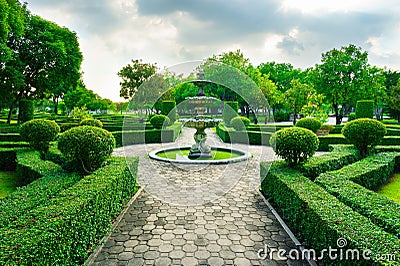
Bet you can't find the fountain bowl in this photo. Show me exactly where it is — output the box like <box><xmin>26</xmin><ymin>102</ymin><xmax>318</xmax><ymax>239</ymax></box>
<box><xmin>149</xmin><ymin>146</ymin><xmax>251</xmax><ymax>164</ymax></box>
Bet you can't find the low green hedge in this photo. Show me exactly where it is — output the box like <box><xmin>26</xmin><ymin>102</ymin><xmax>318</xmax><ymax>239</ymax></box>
<box><xmin>318</xmin><ymin>135</ymin><xmax>400</xmax><ymax>151</ymax></box>
<box><xmin>300</xmin><ymin>145</ymin><xmax>361</xmax><ymax>180</ymax></box>
<box><xmin>386</xmin><ymin>128</ymin><xmax>400</xmax><ymax>136</ymax></box>
<box><xmin>0</xmin><ymin>141</ymin><xmax>30</xmax><ymax>148</ymax></box>
<box><xmin>261</xmin><ymin>161</ymin><xmax>400</xmax><ymax>265</ymax></box>
<box><xmin>376</xmin><ymin>145</ymin><xmax>400</xmax><ymax>153</ymax></box>
<box><xmin>316</xmin><ymin>152</ymin><xmax>400</xmax><ymax>238</ymax></box>
<box><xmin>0</xmin><ymin>148</ymin><xmax>21</xmax><ymax>171</ymax></box>
<box><xmin>0</xmin><ymin>156</ymin><xmax>139</xmax><ymax>265</ymax></box>
<box><xmin>113</xmin><ymin>122</ymin><xmax>182</xmax><ymax>147</ymax></box>
<box><xmin>216</xmin><ymin>124</ymin><xmax>272</xmax><ymax>145</ymax></box>
<box><xmin>0</xmin><ymin>133</ymin><xmax>21</xmax><ymax>142</ymax></box>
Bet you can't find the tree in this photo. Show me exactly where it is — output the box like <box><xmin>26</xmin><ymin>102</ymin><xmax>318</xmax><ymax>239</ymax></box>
<box><xmin>313</xmin><ymin>44</ymin><xmax>370</xmax><ymax>124</ymax></box>
<box><xmin>384</xmin><ymin>69</ymin><xmax>400</xmax><ymax>122</ymax></box>
<box><xmin>118</xmin><ymin>59</ymin><xmax>157</xmax><ymax>99</ymax></box>
<box><xmin>258</xmin><ymin>62</ymin><xmax>302</xmax><ymax>92</ymax></box>
<box><xmin>386</xmin><ymin>81</ymin><xmax>400</xmax><ymax>124</ymax></box>
<box><xmin>283</xmin><ymin>79</ymin><xmax>317</xmax><ymax>125</ymax></box>
<box><xmin>3</xmin><ymin>13</ymin><xmax>82</xmax><ymax>123</ymax></box>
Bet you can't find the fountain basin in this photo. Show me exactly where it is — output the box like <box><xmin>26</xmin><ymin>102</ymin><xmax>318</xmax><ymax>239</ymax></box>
<box><xmin>149</xmin><ymin>146</ymin><xmax>251</xmax><ymax>164</ymax></box>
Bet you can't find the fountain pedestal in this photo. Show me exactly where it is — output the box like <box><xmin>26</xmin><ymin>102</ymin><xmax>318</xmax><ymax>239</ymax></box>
<box><xmin>189</xmin><ymin>126</ymin><xmax>212</xmax><ymax>159</ymax></box>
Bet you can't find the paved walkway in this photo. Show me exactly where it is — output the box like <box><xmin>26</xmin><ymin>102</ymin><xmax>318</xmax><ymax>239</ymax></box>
<box><xmin>89</xmin><ymin>128</ymin><xmax>309</xmax><ymax>265</ymax></box>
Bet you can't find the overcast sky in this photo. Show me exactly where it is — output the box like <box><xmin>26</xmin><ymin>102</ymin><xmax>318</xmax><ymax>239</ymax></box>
<box><xmin>26</xmin><ymin>0</ymin><xmax>400</xmax><ymax>101</ymax></box>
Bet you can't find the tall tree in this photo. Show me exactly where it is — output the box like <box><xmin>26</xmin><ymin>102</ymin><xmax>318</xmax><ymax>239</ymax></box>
<box><xmin>386</xmin><ymin>81</ymin><xmax>400</xmax><ymax>124</ymax></box>
<box><xmin>118</xmin><ymin>59</ymin><xmax>157</xmax><ymax>99</ymax></box>
<box><xmin>313</xmin><ymin>44</ymin><xmax>371</xmax><ymax>124</ymax></box>
<box><xmin>258</xmin><ymin>62</ymin><xmax>302</xmax><ymax>92</ymax></box>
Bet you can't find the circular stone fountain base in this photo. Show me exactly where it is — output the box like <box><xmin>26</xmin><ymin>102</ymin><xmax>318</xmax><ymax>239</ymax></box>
<box><xmin>149</xmin><ymin>146</ymin><xmax>251</xmax><ymax>164</ymax></box>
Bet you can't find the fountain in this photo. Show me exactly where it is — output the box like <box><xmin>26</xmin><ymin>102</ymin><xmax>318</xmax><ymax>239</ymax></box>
<box><xmin>149</xmin><ymin>70</ymin><xmax>251</xmax><ymax>164</ymax></box>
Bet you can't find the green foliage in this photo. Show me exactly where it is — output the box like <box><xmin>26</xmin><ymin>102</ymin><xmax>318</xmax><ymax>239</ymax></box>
<box><xmin>58</xmin><ymin>126</ymin><xmax>115</xmax><ymax>173</ymax></box>
<box><xmin>295</xmin><ymin>117</ymin><xmax>322</xmax><ymax>133</ymax></box>
<box><xmin>161</xmin><ymin>100</ymin><xmax>177</xmax><ymax>123</ymax></box>
<box><xmin>216</xmin><ymin>124</ymin><xmax>272</xmax><ymax>145</ymax></box>
<box><xmin>300</xmin><ymin>145</ymin><xmax>361</xmax><ymax>180</ymax></box>
<box><xmin>316</xmin><ymin>152</ymin><xmax>400</xmax><ymax>237</ymax></box>
<box><xmin>70</xmin><ymin>105</ymin><xmax>91</xmax><ymax>121</ymax></box>
<box><xmin>347</xmin><ymin>112</ymin><xmax>356</xmax><ymax>121</ymax></box>
<box><xmin>273</xmin><ymin>110</ymin><xmax>290</xmax><ymax>122</ymax></box>
<box><xmin>223</xmin><ymin>101</ymin><xmax>238</xmax><ymax>125</ymax></box>
<box><xmin>270</xmin><ymin>127</ymin><xmax>319</xmax><ymax>166</ymax></box>
<box><xmin>18</xmin><ymin>99</ymin><xmax>34</xmax><ymax>123</ymax></box>
<box><xmin>260</xmin><ymin>161</ymin><xmax>400</xmax><ymax>265</ymax></box>
<box><xmin>0</xmin><ymin>148</ymin><xmax>19</xmax><ymax>171</ymax></box>
<box><xmin>20</xmin><ymin>119</ymin><xmax>60</xmax><ymax>154</ymax></box>
<box><xmin>230</xmin><ymin>116</ymin><xmax>250</xmax><ymax>131</ymax></box>
<box><xmin>79</xmin><ymin>118</ymin><xmax>103</xmax><ymax>128</ymax></box>
<box><xmin>355</xmin><ymin>100</ymin><xmax>374</xmax><ymax>119</ymax></box>
<box><xmin>0</xmin><ymin>133</ymin><xmax>21</xmax><ymax>142</ymax></box>
<box><xmin>0</xmin><ymin>152</ymin><xmax>138</xmax><ymax>265</ymax></box>
<box><xmin>342</xmin><ymin>118</ymin><xmax>386</xmax><ymax>157</ymax></box>
<box><xmin>118</xmin><ymin>59</ymin><xmax>157</xmax><ymax>99</ymax></box>
<box><xmin>386</xmin><ymin>80</ymin><xmax>400</xmax><ymax>123</ymax></box>
<box><xmin>149</xmin><ymin>114</ymin><xmax>170</xmax><ymax>129</ymax></box>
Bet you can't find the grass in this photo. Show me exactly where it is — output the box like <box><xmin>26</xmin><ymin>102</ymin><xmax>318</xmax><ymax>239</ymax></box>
<box><xmin>376</xmin><ymin>172</ymin><xmax>400</xmax><ymax>204</ymax></box>
<box><xmin>0</xmin><ymin>171</ymin><xmax>17</xmax><ymax>198</ymax></box>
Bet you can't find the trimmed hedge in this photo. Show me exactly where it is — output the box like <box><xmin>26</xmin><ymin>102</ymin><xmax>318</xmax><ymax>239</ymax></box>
<box><xmin>295</xmin><ymin>117</ymin><xmax>322</xmax><ymax>133</ymax></box>
<box><xmin>0</xmin><ymin>133</ymin><xmax>21</xmax><ymax>142</ymax></box>
<box><xmin>150</xmin><ymin>114</ymin><xmax>170</xmax><ymax>129</ymax></box>
<box><xmin>230</xmin><ymin>116</ymin><xmax>250</xmax><ymax>131</ymax></box>
<box><xmin>223</xmin><ymin>101</ymin><xmax>238</xmax><ymax>125</ymax></box>
<box><xmin>317</xmin><ymin>135</ymin><xmax>400</xmax><ymax>151</ymax></box>
<box><xmin>113</xmin><ymin>122</ymin><xmax>182</xmax><ymax>147</ymax></box>
<box><xmin>316</xmin><ymin>152</ymin><xmax>400</xmax><ymax>238</ymax></box>
<box><xmin>261</xmin><ymin>161</ymin><xmax>400</xmax><ymax>265</ymax></box>
<box><xmin>0</xmin><ymin>148</ymin><xmax>20</xmax><ymax>171</ymax></box>
<box><xmin>79</xmin><ymin>118</ymin><xmax>103</xmax><ymax>128</ymax></box>
<box><xmin>161</xmin><ymin>100</ymin><xmax>177</xmax><ymax>123</ymax></box>
<box><xmin>0</xmin><ymin>156</ymin><xmax>139</xmax><ymax>265</ymax></box>
<box><xmin>216</xmin><ymin>124</ymin><xmax>272</xmax><ymax>145</ymax></box>
<box><xmin>0</xmin><ymin>142</ymin><xmax>30</xmax><ymax>148</ymax></box>
<box><xmin>300</xmin><ymin>145</ymin><xmax>361</xmax><ymax>180</ymax></box>
<box><xmin>356</xmin><ymin>100</ymin><xmax>374</xmax><ymax>119</ymax></box>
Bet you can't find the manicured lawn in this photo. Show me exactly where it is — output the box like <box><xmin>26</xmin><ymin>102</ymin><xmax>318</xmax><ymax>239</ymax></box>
<box><xmin>377</xmin><ymin>173</ymin><xmax>400</xmax><ymax>204</ymax></box>
<box><xmin>0</xmin><ymin>171</ymin><xmax>17</xmax><ymax>198</ymax></box>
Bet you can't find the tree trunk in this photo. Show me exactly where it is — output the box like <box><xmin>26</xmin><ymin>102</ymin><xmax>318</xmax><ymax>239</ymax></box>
<box><xmin>53</xmin><ymin>97</ymin><xmax>59</xmax><ymax>115</ymax></box>
<box><xmin>7</xmin><ymin>99</ymin><xmax>18</xmax><ymax>124</ymax></box>
<box><xmin>333</xmin><ymin>103</ymin><xmax>342</xmax><ymax>125</ymax></box>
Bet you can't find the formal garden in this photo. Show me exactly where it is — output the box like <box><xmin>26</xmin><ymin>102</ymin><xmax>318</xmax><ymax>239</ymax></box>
<box><xmin>1</xmin><ymin>1</ymin><xmax>400</xmax><ymax>264</ymax></box>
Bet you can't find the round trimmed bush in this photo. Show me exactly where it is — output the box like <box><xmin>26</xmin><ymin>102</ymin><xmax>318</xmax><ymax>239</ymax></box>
<box><xmin>270</xmin><ymin>127</ymin><xmax>319</xmax><ymax>166</ymax></box>
<box><xmin>295</xmin><ymin>117</ymin><xmax>322</xmax><ymax>133</ymax></box>
<box><xmin>79</xmin><ymin>118</ymin><xmax>103</xmax><ymax>128</ymax></box>
<box><xmin>223</xmin><ymin>101</ymin><xmax>239</xmax><ymax>125</ymax></box>
<box><xmin>342</xmin><ymin>118</ymin><xmax>386</xmax><ymax>157</ymax></box>
<box><xmin>20</xmin><ymin>119</ymin><xmax>60</xmax><ymax>154</ymax></box>
<box><xmin>58</xmin><ymin>126</ymin><xmax>115</xmax><ymax>173</ymax></box>
<box><xmin>150</xmin><ymin>114</ymin><xmax>170</xmax><ymax>129</ymax></box>
<box><xmin>230</xmin><ymin>116</ymin><xmax>250</xmax><ymax>131</ymax></box>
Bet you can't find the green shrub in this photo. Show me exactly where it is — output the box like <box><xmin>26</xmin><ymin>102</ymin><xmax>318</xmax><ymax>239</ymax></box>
<box><xmin>342</xmin><ymin>118</ymin><xmax>386</xmax><ymax>157</ymax></box>
<box><xmin>273</xmin><ymin>110</ymin><xmax>290</xmax><ymax>122</ymax></box>
<box><xmin>149</xmin><ymin>114</ymin><xmax>170</xmax><ymax>129</ymax></box>
<box><xmin>300</xmin><ymin>145</ymin><xmax>361</xmax><ymax>180</ymax></box>
<box><xmin>260</xmin><ymin>162</ymin><xmax>400</xmax><ymax>265</ymax></box>
<box><xmin>223</xmin><ymin>101</ymin><xmax>238</xmax><ymax>125</ymax></box>
<box><xmin>18</xmin><ymin>99</ymin><xmax>34</xmax><ymax>123</ymax></box>
<box><xmin>355</xmin><ymin>100</ymin><xmax>374</xmax><ymax>119</ymax></box>
<box><xmin>0</xmin><ymin>148</ymin><xmax>20</xmax><ymax>171</ymax></box>
<box><xmin>270</xmin><ymin>127</ymin><xmax>319</xmax><ymax>166</ymax></box>
<box><xmin>70</xmin><ymin>105</ymin><xmax>91</xmax><ymax>121</ymax></box>
<box><xmin>79</xmin><ymin>118</ymin><xmax>103</xmax><ymax>128</ymax></box>
<box><xmin>230</xmin><ymin>116</ymin><xmax>250</xmax><ymax>131</ymax></box>
<box><xmin>295</xmin><ymin>117</ymin><xmax>322</xmax><ymax>133</ymax></box>
<box><xmin>58</xmin><ymin>126</ymin><xmax>115</xmax><ymax>173</ymax></box>
<box><xmin>0</xmin><ymin>156</ymin><xmax>138</xmax><ymax>265</ymax></box>
<box><xmin>347</xmin><ymin>112</ymin><xmax>356</xmax><ymax>121</ymax></box>
<box><xmin>20</xmin><ymin>119</ymin><xmax>60</xmax><ymax>155</ymax></box>
<box><xmin>316</xmin><ymin>152</ymin><xmax>400</xmax><ymax>237</ymax></box>
<box><xmin>161</xmin><ymin>100</ymin><xmax>177</xmax><ymax>123</ymax></box>
<box><xmin>0</xmin><ymin>133</ymin><xmax>22</xmax><ymax>142</ymax></box>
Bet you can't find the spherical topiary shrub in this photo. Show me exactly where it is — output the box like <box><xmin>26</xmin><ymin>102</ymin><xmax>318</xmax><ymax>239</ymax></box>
<box><xmin>20</xmin><ymin>119</ymin><xmax>60</xmax><ymax>155</ymax></box>
<box><xmin>342</xmin><ymin>118</ymin><xmax>386</xmax><ymax>157</ymax></box>
<box><xmin>79</xmin><ymin>118</ymin><xmax>103</xmax><ymax>128</ymax></box>
<box><xmin>150</xmin><ymin>114</ymin><xmax>170</xmax><ymax>129</ymax></box>
<box><xmin>58</xmin><ymin>126</ymin><xmax>115</xmax><ymax>173</ymax></box>
<box><xmin>295</xmin><ymin>117</ymin><xmax>322</xmax><ymax>133</ymax></box>
<box><xmin>230</xmin><ymin>116</ymin><xmax>250</xmax><ymax>131</ymax></box>
<box><xmin>270</xmin><ymin>127</ymin><xmax>319</xmax><ymax>166</ymax></box>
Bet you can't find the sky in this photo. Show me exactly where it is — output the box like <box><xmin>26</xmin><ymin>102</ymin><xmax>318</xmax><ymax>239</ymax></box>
<box><xmin>25</xmin><ymin>0</ymin><xmax>400</xmax><ymax>102</ymax></box>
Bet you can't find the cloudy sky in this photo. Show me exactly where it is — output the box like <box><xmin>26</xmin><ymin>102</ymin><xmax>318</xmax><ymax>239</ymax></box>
<box><xmin>26</xmin><ymin>0</ymin><xmax>400</xmax><ymax>101</ymax></box>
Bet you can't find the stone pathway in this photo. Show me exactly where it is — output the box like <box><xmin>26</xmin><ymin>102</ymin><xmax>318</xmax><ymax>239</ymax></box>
<box><xmin>89</xmin><ymin>128</ymin><xmax>309</xmax><ymax>265</ymax></box>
